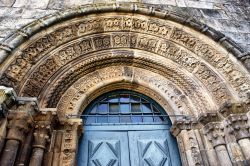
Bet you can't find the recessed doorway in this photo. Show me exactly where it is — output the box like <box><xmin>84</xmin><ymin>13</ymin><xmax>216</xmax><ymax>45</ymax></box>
<box><xmin>77</xmin><ymin>90</ymin><xmax>181</xmax><ymax>166</ymax></box>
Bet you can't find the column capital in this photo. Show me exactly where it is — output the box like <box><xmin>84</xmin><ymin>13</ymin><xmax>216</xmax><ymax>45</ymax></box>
<box><xmin>225</xmin><ymin>114</ymin><xmax>250</xmax><ymax>141</ymax></box>
<box><xmin>6</xmin><ymin>112</ymin><xmax>33</xmax><ymax>142</ymax></box>
<box><xmin>203</xmin><ymin>122</ymin><xmax>225</xmax><ymax>147</ymax></box>
<box><xmin>171</xmin><ymin>118</ymin><xmax>199</xmax><ymax>136</ymax></box>
<box><xmin>33</xmin><ymin>109</ymin><xmax>58</xmax><ymax>148</ymax></box>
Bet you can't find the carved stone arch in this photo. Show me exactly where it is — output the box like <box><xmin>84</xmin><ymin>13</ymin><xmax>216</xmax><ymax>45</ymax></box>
<box><xmin>0</xmin><ymin>4</ymin><xmax>249</xmax><ymax>119</ymax></box>
<box><xmin>64</xmin><ymin>80</ymin><xmax>180</xmax><ymax>122</ymax></box>
<box><xmin>0</xmin><ymin>3</ymin><xmax>250</xmax><ymax>166</ymax></box>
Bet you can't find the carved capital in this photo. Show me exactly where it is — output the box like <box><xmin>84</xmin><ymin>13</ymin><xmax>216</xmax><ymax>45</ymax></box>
<box><xmin>203</xmin><ymin>122</ymin><xmax>225</xmax><ymax>147</ymax></box>
<box><xmin>171</xmin><ymin>118</ymin><xmax>199</xmax><ymax>136</ymax></box>
<box><xmin>225</xmin><ymin>114</ymin><xmax>250</xmax><ymax>140</ymax></box>
<box><xmin>6</xmin><ymin>98</ymin><xmax>39</xmax><ymax>142</ymax></box>
<box><xmin>33</xmin><ymin>126</ymin><xmax>49</xmax><ymax>149</ymax></box>
<box><xmin>6</xmin><ymin>112</ymin><xmax>33</xmax><ymax>142</ymax></box>
<box><xmin>0</xmin><ymin>86</ymin><xmax>16</xmax><ymax>117</ymax></box>
<box><xmin>33</xmin><ymin>108</ymin><xmax>57</xmax><ymax>148</ymax></box>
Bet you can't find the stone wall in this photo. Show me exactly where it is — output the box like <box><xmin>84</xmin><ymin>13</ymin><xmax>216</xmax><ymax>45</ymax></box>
<box><xmin>0</xmin><ymin>0</ymin><xmax>249</xmax><ymax>52</ymax></box>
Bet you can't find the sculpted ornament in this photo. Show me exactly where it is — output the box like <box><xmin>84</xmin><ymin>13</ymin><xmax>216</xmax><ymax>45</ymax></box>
<box><xmin>225</xmin><ymin>114</ymin><xmax>250</xmax><ymax>140</ymax></box>
<box><xmin>55</xmin><ymin>65</ymin><xmax>217</xmax><ymax>119</ymax></box>
<box><xmin>0</xmin><ymin>12</ymin><xmax>248</xmax><ymax>120</ymax></box>
<box><xmin>204</xmin><ymin>122</ymin><xmax>226</xmax><ymax>147</ymax></box>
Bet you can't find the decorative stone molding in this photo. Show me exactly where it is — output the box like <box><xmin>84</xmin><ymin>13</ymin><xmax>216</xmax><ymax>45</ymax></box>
<box><xmin>198</xmin><ymin>113</ymin><xmax>220</xmax><ymax>126</ymax></box>
<box><xmin>0</xmin><ymin>3</ymin><xmax>245</xmax><ymax>65</ymax></box>
<box><xmin>219</xmin><ymin>102</ymin><xmax>249</xmax><ymax>118</ymax></box>
<box><xmin>6</xmin><ymin>112</ymin><xmax>33</xmax><ymax>142</ymax></box>
<box><xmin>225</xmin><ymin>114</ymin><xmax>250</xmax><ymax>141</ymax></box>
<box><xmin>171</xmin><ymin>119</ymin><xmax>206</xmax><ymax>166</ymax></box>
<box><xmin>0</xmin><ymin>102</ymin><xmax>35</xmax><ymax>166</ymax></box>
<box><xmin>0</xmin><ymin>3</ymin><xmax>249</xmax><ymax>166</ymax></box>
<box><xmin>0</xmin><ymin>4</ymin><xmax>249</xmax><ymax>122</ymax></box>
<box><xmin>203</xmin><ymin>122</ymin><xmax>233</xmax><ymax>165</ymax></box>
<box><xmin>203</xmin><ymin>122</ymin><xmax>225</xmax><ymax>147</ymax></box>
<box><xmin>171</xmin><ymin>119</ymin><xmax>199</xmax><ymax>137</ymax></box>
<box><xmin>59</xmin><ymin>119</ymin><xmax>82</xmax><ymax>166</ymax></box>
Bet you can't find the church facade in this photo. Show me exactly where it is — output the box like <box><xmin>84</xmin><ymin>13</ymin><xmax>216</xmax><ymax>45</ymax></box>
<box><xmin>0</xmin><ymin>1</ymin><xmax>250</xmax><ymax>166</ymax></box>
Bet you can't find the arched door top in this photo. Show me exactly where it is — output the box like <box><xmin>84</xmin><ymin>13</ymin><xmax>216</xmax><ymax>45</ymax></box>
<box><xmin>82</xmin><ymin>90</ymin><xmax>172</xmax><ymax>126</ymax></box>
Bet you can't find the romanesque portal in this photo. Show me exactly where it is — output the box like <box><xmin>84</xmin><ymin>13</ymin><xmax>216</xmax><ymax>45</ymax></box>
<box><xmin>0</xmin><ymin>3</ymin><xmax>250</xmax><ymax>166</ymax></box>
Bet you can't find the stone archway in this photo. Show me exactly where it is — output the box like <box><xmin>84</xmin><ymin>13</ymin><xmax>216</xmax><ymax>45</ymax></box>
<box><xmin>0</xmin><ymin>3</ymin><xmax>250</xmax><ymax>166</ymax></box>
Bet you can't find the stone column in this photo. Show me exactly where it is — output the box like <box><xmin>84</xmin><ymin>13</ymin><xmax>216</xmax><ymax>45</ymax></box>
<box><xmin>59</xmin><ymin>119</ymin><xmax>82</xmax><ymax>166</ymax></box>
<box><xmin>16</xmin><ymin>129</ymin><xmax>34</xmax><ymax>166</ymax></box>
<box><xmin>171</xmin><ymin>119</ymin><xmax>208</xmax><ymax>166</ymax></box>
<box><xmin>29</xmin><ymin>110</ymin><xmax>56</xmax><ymax>166</ymax></box>
<box><xmin>226</xmin><ymin>114</ymin><xmax>250</xmax><ymax>164</ymax></box>
<box><xmin>203</xmin><ymin>122</ymin><xmax>233</xmax><ymax>166</ymax></box>
<box><xmin>0</xmin><ymin>86</ymin><xmax>16</xmax><ymax>154</ymax></box>
<box><xmin>0</xmin><ymin>118</ymin><xmax>7</xmax><ymax>153</ymax></box>
<box><xmin>0</xmin><ymin>112</ymin><xmax>32</xmax><ymax>166</ymax></box>
<box><xmin>202</xmin><ymin>133</ymin><xmax>220</xmax><ymax>166</ymax></box>
<box><xmin>29</xmin><ymin>126</ymin><xmax>49</xmax><ymax>166</ymax></box>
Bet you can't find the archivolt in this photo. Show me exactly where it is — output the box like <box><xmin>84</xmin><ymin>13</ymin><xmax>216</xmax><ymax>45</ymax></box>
<box><xmin>0</xmin><ymin>3</ymin><xmax>249</xmax><ymax>121</ymax></box>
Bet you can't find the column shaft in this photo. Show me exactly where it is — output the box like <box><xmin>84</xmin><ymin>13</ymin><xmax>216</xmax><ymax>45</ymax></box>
<box><xmin>17</xmin><ymin>130</ymin><xmax>34</xmax><ymax>165</ymax></box>
<box><xmin>29</xmin><ymin>148</ymin><xmax>45</xmax><ymax>166</ymax></box>
<box><xmin>238</xmin><ymin>139</ymin><xmax>250</xmax><ymax>162</ymax></box>
<box><xmin>215</xmin><ymin>145</ymin><xmax>233</xmax><ymax>166</ymax></box>
<box><xmin>0</xmin><ymin>140</ymin><xmax>20</xmax><ymax>166</ymax></box>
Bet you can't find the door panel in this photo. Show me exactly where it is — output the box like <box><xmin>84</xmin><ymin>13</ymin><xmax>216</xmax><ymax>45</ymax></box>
<box><xmin>78</xmin><ymin>131</ymin><xmax>130</xmax><ymax>166</ymax></box>
<box><xmin>128</xmin><ymin>130</ymin><xmax>181</xmax><ymax>166</ymax></box>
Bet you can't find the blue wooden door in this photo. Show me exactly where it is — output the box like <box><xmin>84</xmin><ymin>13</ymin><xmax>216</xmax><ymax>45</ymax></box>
<box><xmin>77</xmin><ymin>90</ymin><xmax>181</xmax><ymax>166</ymax></box>
<box><xmin>77</xmin><ymin>126</ymin><xmax>181</xmax><ymax>166</ymax></box>
<box><xmin>128</xmin><ymin>130</ymin><xmax>181</xmax><ymax>166</ymax></box>
<box><xmin>78</xmin><ymin>131</ymin><xmax>130</xmax><ymax>166</ymax></box>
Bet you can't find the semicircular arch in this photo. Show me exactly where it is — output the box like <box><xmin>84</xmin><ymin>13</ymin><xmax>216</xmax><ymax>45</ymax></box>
<box><xmin>0</xmin><ymin>4</ymin><xmax>249</xmax><ymax>121</ymax></box>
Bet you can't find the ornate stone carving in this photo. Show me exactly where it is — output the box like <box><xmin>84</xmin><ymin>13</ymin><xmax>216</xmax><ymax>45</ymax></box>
<box><xmin>225</xmin><ymin>114</ymin><xmax>250</xmax><ymax>140</ymax></box>
<box><xmin>195</xmin><ymin>63</ymin><xmax>230</xmax><ymax>105</ymax></box>
<box><xmin>60</xmin><ymin>119</ymin><xmax>82</xmax><ymax>166</ymax></box>
<box><xmin>170</xmin><ymin>28</ymin><xmax>197</xmax><ymax>49</ymax></box>
<box><xmin>0</xmin><ymin>11</ymin><xmax>249</xmax><ymax>137</ymax></box>
<box><xmin>0</xmin><ymin>14</ymin><xmax>248</xmax><ymax>104</ymax></box>
<box><xmin>219</xmin><ymin>102</ymin><xmax>249</xmax><ymax>117</ymax></box>
<box><xmin>171</xmin><ymin>119</ymin><xmax>199</xmax><ymax>137</ymax></box>
<box><xmin>203</xmin><ymin>122</ymin><xmax>225</xmax><ymax>147</ymax></box>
